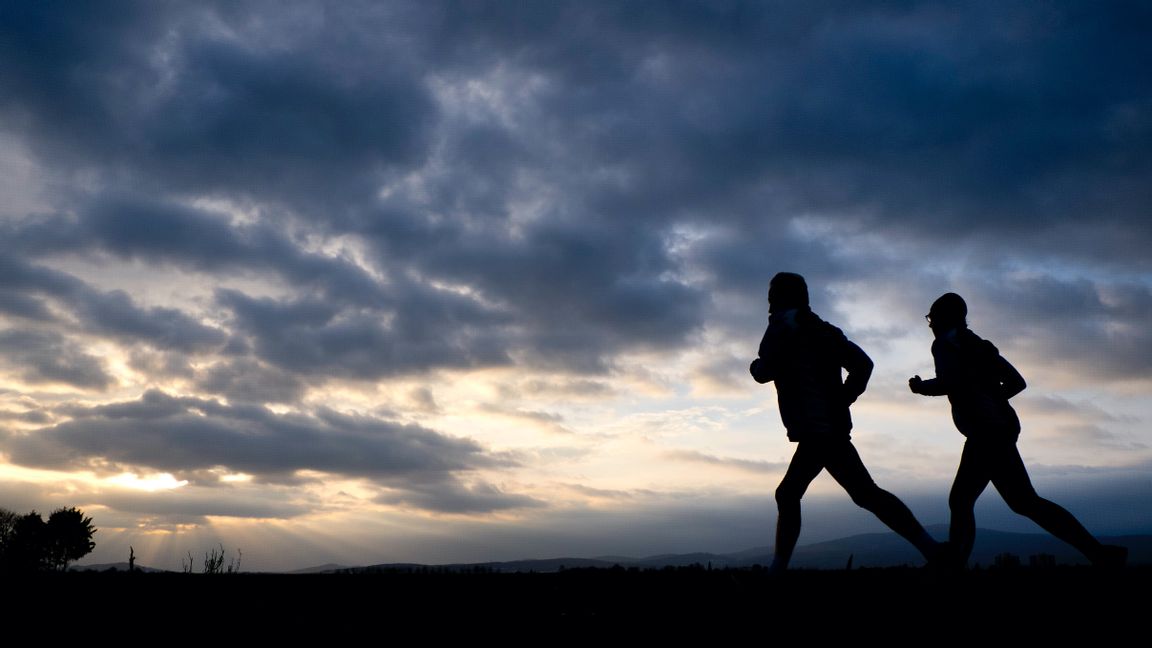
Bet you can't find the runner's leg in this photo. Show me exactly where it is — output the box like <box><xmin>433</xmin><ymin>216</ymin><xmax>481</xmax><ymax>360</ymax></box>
<box><xmin>824</xmin><ymin>439</ymin><xmax>940</xmax><ymax>559</ymax></box>
<box><xmin>772</xmin><ymin>443</ymin><xmax>826</xmax><ymax>571</ymax></box>
<box><xmin>990</xmin><ymin>440</ymin><xmax>1104</xmax><ymax>560</ymax></box>
<box><xmin>949</xmin><ymin>439</ymin><xmax>992</xmax><ymax>564</ymax></box>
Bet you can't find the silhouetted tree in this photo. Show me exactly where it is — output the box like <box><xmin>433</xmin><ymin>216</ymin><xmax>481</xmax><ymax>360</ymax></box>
<box><xmin>2</xmin><ymin>511</ymin><xmax>49</xmax><ymax>572</ymax></box>
<box><xmin>0</xmin><ymin>507</ymin><xmax>96</xmax><ymax>572</ymax></box>
<box><xmin>0</xmin><ymin>507</ymin><xmax>19</xmax><ymax>545</ymax></box>
<box><xmin>0</xmin><ymin>507</ymin><xmax>23</xmax><ymax>570</ymax></box>
<box><xmin>45</xmin><ymin>507</ymin><xmax>97</xmax><ymax>571</ymax></box>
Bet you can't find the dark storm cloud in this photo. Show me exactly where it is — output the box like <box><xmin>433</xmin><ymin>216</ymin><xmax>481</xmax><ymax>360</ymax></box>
<box><xmin>0</xmin><ymin>250</ymin><xmax>82</xmax><ymax>296</ymax></box>
<box><xmin>686</xmin><ymin>226</ymin><xmax>848</xmax><ymax>304</ymax></box>
<box><xmin>432</xmin><ymin>221</ymin><xmax>706</xmax><ymax>371</ymax></box>
<box><xmin>4</xmin><ymin>203</ymin><xmax>522</xmax><ymax>378</ymax></box>
<box><xmin>0</xmin><ymin>1</ymin><xmax>172</xmax><ymax>150</ymax></box>
<box><xmin>4</xmin><ymin>198</ymin><xmax>387</xmax><ymax>307</ymax></box>
<box><xmin>375</xmin><ymin>477</ymin><xmax>546</xmax><ymax>514</ymax></box>
<box><xmin>3</xmin><ymin>389</ymin><xmax>512</xmax><ymax>485</ymax></box>
<box><xmin>0</xmin><ymin>252</ymin><xmax>226</xmax><ymax>353</ymax></box>
<box><xmin>75</xmin><ymin>289</ymin><xmax>227</xmax><ymax>353</ymax></box>
<box><xmin>0</xmin><ymin>1</ymin><xmax>435</xmax><ymax>207</ymax></box>
<box><xmin>422</xmin><ymin>1</ymin><xmax>1152</xmax><ymax>242</ymax></box>
<box><xmin>358</xmin><ymin>201</ymin><xmax>708</xmax><ymax>371</ymax></box>
<box><xmin>193</xmin><ymin>358</ymin><xmax>306</xmax><ymax>404</ymax></box>
<box><xmin>964</xmin><ymin>275</ymin><xmax>1152</xmax><ymax>380</ymax></box>
<box><xmin>141</xmin><ymin>38</ymin><xmax>433</xmax><ymax>203</ymax></box>
<box><xmin>215</xmin><ymin>286</ymin><xmax>512</xmax><ymax>378</ymax></box>
<box><xmin>0</xmin><ymin>329</ymin><xmax>112</xmax><ymax>389</ymax></box>
<box><xmin>1</xmin><ymin>1</ymin><xmax>716</xmax><ymax>374</ymax></box>
<box><xmin>98</xmin><ymin>487</ymin><xmax>311</xmax><ymax>521</ymax></box>
<box><xmin>1</xmin><ymin>1</ymin><xmax>1149</xmax><ymax>383</ymax></box>
<box><xmin>0</xmin><ymin>292</ymin><xmax>52</xmax><ymax>322</ymax></box>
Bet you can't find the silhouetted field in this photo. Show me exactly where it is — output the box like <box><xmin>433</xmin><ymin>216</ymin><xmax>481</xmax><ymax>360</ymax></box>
<box><xmin>8</xmin><ymin>565</ymin><xmax>1145</xmax><ymax>635</ymax></box>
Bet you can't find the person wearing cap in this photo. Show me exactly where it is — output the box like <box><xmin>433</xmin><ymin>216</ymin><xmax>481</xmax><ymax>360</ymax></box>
<box><xmin>751</xmin><ymin>272</ymin><xmax>943</xmax><ymax>572</ymax></box>
<box><xmin>910</xmin><ymin>293</ymin><xmax>1126</xmax><ymax>568</ymax></box>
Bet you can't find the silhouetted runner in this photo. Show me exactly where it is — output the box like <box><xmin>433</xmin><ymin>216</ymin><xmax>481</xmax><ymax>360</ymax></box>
<box><xmin>909</xmin><ymin>292</ymin><xmax>1127</xmax><ymax>569</ymax></box>
<box><xmin>751</xmin><ymin>272</ymin><xmax>942</xmax><ymax>572</ymax></box>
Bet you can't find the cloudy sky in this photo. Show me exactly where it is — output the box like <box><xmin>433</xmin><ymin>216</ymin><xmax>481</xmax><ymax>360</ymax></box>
<box><xmin>1</xmin><ymin>1</ymin><xmax>1149</xmax><ymax>571</ymax></box>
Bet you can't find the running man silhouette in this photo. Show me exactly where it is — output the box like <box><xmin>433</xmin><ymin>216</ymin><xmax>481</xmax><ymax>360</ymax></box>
<box><xmin>750</xmin><ymin>272</ymin><xmax>942</xmax><ymax>572</ymax></box>
<box><xmin>909</xmin><ymin>292</ymin><xmax>1126</xmax><ymax>568</ymax></box>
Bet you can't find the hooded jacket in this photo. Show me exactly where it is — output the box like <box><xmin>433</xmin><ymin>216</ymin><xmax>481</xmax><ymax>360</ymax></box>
<box><xmin>750</xmin><ymin>308</ymin><xmax>872</xmax><ymax>442</ymax></box>
<box><xmin>917</xmin><ymin>327</ymin><xmax>1024</xmax><ymax>440</ymax></box>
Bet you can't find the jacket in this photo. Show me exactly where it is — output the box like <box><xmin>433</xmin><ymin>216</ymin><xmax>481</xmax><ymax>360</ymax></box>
<box><xmin>917</xmin><ymin>327</ymin><xmax>1024</xmax><ymax>440</ymax></box>
<box><xmin>749</xmin><ymin>308</ymin><xmax>872</xmax><ymax>442</ymax></box>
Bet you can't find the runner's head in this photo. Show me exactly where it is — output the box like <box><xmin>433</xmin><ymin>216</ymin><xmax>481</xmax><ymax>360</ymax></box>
<box><xmin>769</xmin><ymin>272</ymin><xmax>809</xmax><ymax>313</ymax></box>
<box><xmin>927</xmin><ymin>292</ymin><xmax>967</xmax><ymax>332</ymax></box>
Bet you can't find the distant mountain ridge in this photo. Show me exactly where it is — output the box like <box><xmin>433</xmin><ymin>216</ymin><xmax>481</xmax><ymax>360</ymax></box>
<box><xmin>74</xmin><ymin>527</ymin><xmax>1152</xmax><ymax>573</ymax></box>
<box><xmin>332</xmin><ymin>526</ymin><xmax>1152</xmax><ymax>574</ymax></box>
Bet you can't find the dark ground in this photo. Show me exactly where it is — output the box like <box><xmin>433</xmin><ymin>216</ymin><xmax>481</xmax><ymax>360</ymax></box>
<box><xmin>9</xmin><ymin>566</ymin><xmax>1144</xmax><ymax>636</ymax></box>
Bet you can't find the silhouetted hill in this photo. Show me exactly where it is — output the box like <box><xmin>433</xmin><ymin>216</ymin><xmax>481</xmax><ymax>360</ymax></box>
<box><xmin>67</xmin><ymin>527</ymin><xmax>1152</xmax><ymax>574</ymax></box>
<box><xmin>628</xmin><ymin>551</ymin><xmax>739</xmax><ymax>568</ymax></box>
<box><xmin>728</xmin><ymin>526</ymin><xmax>1152</xmax><ymax>569</ymax></box>
<box><xmin>723</xmin><ymin>544</ymin><xmax>774</xmax><ymax>560</ymax></box>
<box><xmin>289</xmin><ymin>562</ymin><xmax>353</xmax><ymax>574</ymax></box>
<box><xmin>778</xmin><ymin>530</ymin><xmax>918</xmax><ymax>568</ymax></box>
<box><xmin>341</xmin><ymin>556</ymin><xmax>617</xmax><ymax>573</ymax></box>
<box><xmin>340</xmin><ymin>527</ymin><xmax>1151</xmax><ymax>573</ymax></box>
